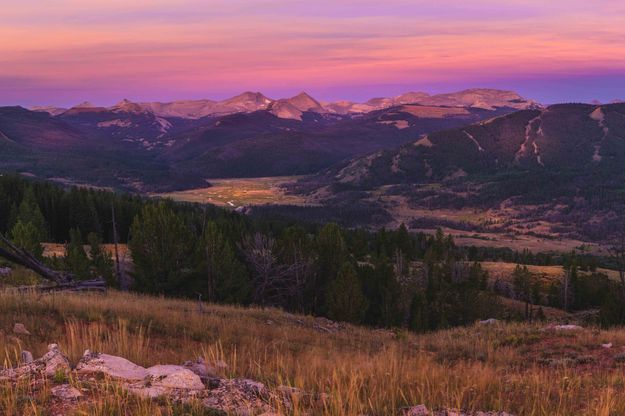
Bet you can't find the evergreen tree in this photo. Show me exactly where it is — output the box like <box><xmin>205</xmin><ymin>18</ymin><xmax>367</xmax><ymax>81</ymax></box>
<box><xmin>9</xmin><ymin>220</ymin><xmax>44</xmax><ymax>258</ymax></box>
<box><xmin>313</xmin><ymin>223</ymin><xmax>347</xmax><ymax>313</ymax></box>
<box><xmin>326</xmin><ymin>262</ymin><xmax>368</xmax><ymax>324</ymax></box>
<box><xmin>12</xmin><ymin>187</ymin><xmax>47</xmax><ymax>236</ymax></box>
<box><xmin>199</xmin><ymin>221</ymin><xmax>250</xmax><ymax>304</ymax></box>
<box><xmin>7</xmin><ymin>187</ymin><xmax>47</xmax><ymax>258</ymax></box>
<box><xmin>64</xmin><ymin>228</ymin><xmax>90</xmax><ymax>279</ymax></box>
<box><xmin>129</xmin><ymin>203</ymin><xmax>195</xmax><ymax>295</ymax></box>
<box><xmin>408</xmin><ymin>290</ymin><xmax>429</xmax><ymax>332</ymax></box>
<box><xmin>87</xmin><ymin>232</ymin><xmax>115</xmax><ymax>286</ymax></box>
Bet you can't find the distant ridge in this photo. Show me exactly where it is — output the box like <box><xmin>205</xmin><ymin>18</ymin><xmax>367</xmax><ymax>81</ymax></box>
<box><xmin>31</xmin><ymin>88</ymin><xmax>540</xmax><ymax>120</ymax></box>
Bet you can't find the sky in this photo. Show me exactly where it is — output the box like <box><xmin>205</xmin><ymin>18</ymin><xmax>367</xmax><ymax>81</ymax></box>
<box><xmin>1</xmin><ymin>0</ymin><xmax>625</xmax><ymax>107</ymax></box>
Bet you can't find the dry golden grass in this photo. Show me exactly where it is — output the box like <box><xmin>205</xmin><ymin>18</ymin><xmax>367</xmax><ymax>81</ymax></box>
<box><xmin>482</xmin><ymin>262</ymin><xmax>621</xmax><ymax>284</ymax></box>
<box><xmin>2</xmin><ymin>290</ymin><xmax>625</xmax><ymax>414</ymax></box>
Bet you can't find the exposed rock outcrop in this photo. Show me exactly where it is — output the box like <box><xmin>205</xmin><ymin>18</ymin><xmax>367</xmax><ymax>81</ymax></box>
<box><xmin>1</xmin><ymin>344</ymin><xmax>286</xmax><ymax>414</ymax></box>
<box><xmin>0</xmin><ymin>343</ymin><xmax>69</xmax><ymax>380</ymax></box>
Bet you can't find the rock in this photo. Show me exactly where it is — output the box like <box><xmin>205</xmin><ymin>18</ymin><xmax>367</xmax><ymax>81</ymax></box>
<box><xmin>182</xmin><ymin>357</ymin><xmax>225</xmax><ymax>379</ymax></box>
<box><xmin>51</xmin><ymin>384</ymin><xmax>83</xmax><ymax>400</ymax></box>
<box><xmin>0</xmin><ymin>344</ymin><xmax>69</xmax><ymax>380</ymax></box>
<box><xmin>76</xmin><ymin>350</ymin><xmax>148</xmax><ymax>381</ymax></box>
<box><xmin>401</xmin><ymin>405</ymin><xmax>430</xmax><ymax>415</ymax></box>
<box><xmin>553</xmin><ymin>324</ymin><xmax>583</xmax><ymax>331</ymax></box>
<box><xmin>21</xmin><ymin>350</ymin><xmax>34</xmax><ymax>364</ymax></box>
<box><xmin>13</xmin><ymin>323</ymin><xmax>31</xmax><ymax>335</ymax></box>
<box><xmin>146</xmin><ymin>365</ymin><xmax>205</xmax><ymax>390</ymax></box>
<box><xmin>41</xmin><ymin>344</ymin><xmax>70</xmax><ymax>377</ymax></box>
<box><xmin>203</xmin><ymin>378</ymin><xmax>277</xmax><ymax>415</ymax></box>
<box><xmin>602</xmin><ymin>343</ymin><xmax>613</xmax><ymax>349</ymax></box>
<box><xmin>479</xmin><ymin>318</ymin><xmax>498</xmax><ymax>325</ymax></box>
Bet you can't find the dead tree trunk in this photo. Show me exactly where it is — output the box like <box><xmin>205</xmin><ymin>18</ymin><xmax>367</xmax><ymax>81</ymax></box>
<box><xmin>0</xmin><ymin>233</ymin><xmax>105</xmax><ymax>292</ymax></box>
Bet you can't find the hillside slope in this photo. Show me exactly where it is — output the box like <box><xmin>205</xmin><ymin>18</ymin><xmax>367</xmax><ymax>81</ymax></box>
<box><xmin>2</xmin><ymin>290</ymin><xmax>625</xmax><ymax>415</ymax></box>
<box><xmin>299</xmin><ymin>103</ymin><xmax>625</xmax><ymax>240</ymax></box>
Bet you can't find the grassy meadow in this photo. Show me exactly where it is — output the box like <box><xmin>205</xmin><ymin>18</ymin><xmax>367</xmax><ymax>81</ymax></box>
<box><xmin>152</xmin><ymin>177</ymin><xmax>309</xmax><ymax>208</ymax></box>
<box><xmin>1</xmin><ymin>290</ymin><xmax>625</xmax><ymax>415</ymax></box>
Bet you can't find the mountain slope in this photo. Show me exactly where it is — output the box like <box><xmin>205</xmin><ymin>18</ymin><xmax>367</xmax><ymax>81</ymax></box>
<box><xmin>161</xmin><ymin>103</ymin><xmax>515</xmax><ymax>178</ymax></box>
<box><xmin>330</xmin><ymin>103</ymin><xmax>625</xmax><ymax>187</ymax></box>
<box><xmin>301</xmin><ymin>103</ymin><xmax>625</xmax><ymax>240</ymax></box>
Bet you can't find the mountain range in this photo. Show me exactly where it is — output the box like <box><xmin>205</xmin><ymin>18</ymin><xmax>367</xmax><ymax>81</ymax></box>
<box><xmin>31</xmin><ymin>88</ymin><xmax>538</xmax><ymax>121</ymax></box>
<box><xmin>1</xmin><ymin>89</ymin><xmax>536</xmax><ymax>190</ymax></box>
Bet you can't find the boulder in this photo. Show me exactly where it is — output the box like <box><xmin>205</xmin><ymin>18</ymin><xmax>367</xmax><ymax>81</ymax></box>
<box><xmin>602</xmin><ymin>343</ymin><xmax>613</xmax><ymax>349</ymax></box>
<box><xmin>76</xmin><ymin>350</ymin><xmax>148</xmax><ymax>381</ymax></box>
<box><xmin>146</xmin><ymin>365</ymin><xmax>205</xmax><ymax>390</ymax></box>
<box><xmin>13</xmin><ymin>323</ymin><xmax>31</xmax><ymax>335</ymax></box>
<box><xmin>203</xmin><ymin>378</ymin><xmax>276</xmax><ymax>415</ymax></box>
<box><xmin>479</xmin><ymin>319</ymin><xmax>498</xmax><ymax>325</ymax></box>
<box><xmin>41</xmin><ymin>344</ymin><xmax>70</xmax><ymax>377</ymax></box>
<box><xmin>182</xmin><ymin>357</ymin><xmax>226</xmax><ymax>379</ymax></box>
<box><xmin>0</xmin><ymin>344</ymin><xmax>69</xmax><ymax>379</ymax></box>
<box><xmin>51</xmin><ymin>384</ymin><xmax>83</xmax><ymax>400</ymax></box>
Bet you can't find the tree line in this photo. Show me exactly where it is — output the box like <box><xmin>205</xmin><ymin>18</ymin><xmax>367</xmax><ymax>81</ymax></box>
<box><xmin>2</xmin><ymin>174</ymin><xmax>625</xmax><ymax>330</ymax></box>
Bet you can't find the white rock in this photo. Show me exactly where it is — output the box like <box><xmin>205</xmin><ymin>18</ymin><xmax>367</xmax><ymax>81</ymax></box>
<box><xmin>479</xmin><ymin>318</ymin><xmax>498</xmax><ymax>325</ymax></box>
<box><xmin>146</xmin><ymin>365</ymin><xmax>205</xmax><ymax>390</ymax></box>
<box><xmin>76</xmin><ymin>350</ymin><xmax>148</xmax><ymax>381</ymax></box>
<box><xmin>602</xmin><ymin>343</ymin><xmax>613</xmax><ymax>349</ymax></box>
<box><xmin>41</xmin><ymin>344</ymin><xmax>70</xmax><ymax>377</ymax></box>
<box><xmin>553</xmin><ymin>325</ymin><xmax>583</xmax><ymax>331</ymax></box>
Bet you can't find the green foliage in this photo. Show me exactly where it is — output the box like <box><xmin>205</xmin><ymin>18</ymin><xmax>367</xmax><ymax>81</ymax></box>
<box><xmin>64</xmin><ymin>228</ymin><xmax>91</xmax><ymax>279</ymax></box>
<box><xmin>313</xmin><ymin>223</ymin><xmax>347</xmax><ymax>313</ymax></box>
<box><xmin>130</xmin><ymin>203</ymin><xmax>196</xmax><ymax>295</ymax></box>
<box><xmin>88</xmin><ymin>232</ymin><xmax>115</xmax><ymax>286</ymax></box>
<box><xmin>9</xmin><ymin>220</ymin><xmax>44</xmax><ymax>258</ymax></box>
<box><xmin>198</xmin><ymin>221</ymin><xmax>250</xmax><ymax>304</ymax></box>
<box><xmin>325</xmin><ymin>262</ymin><xmax>368</xmax><ymax>324</ymax></box>
<box><xmin>11</xmin><ymin>187</ymin><xmax>47</xmax><ymax>238</ymax></box>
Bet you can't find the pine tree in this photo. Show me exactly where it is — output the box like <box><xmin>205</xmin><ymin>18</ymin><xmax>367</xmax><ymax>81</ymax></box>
<box><xmin>200</xmin><ymin>221</ymin><xmax>250</xmax><ymax>304</ymax></box>
<box><xmin>325</xmin><ymin>262</ymin><xmax>368</xmax><ymax>324</ymax></box>
<box><xmin>9</xmin><ymin>220</ymin><xmax>44</xmax><ymax>258</ymax></box>
<box><xmin>314</xmin><ymin>223</ymin><xmax>347</xmax><ymax>313</ymax></box>
<box><xmin>129</xmin><ymin>203</ymin><xmax>195</xmax><ymax>295</ymax></box>
<box><xmin>408</xmin><ymin>291</ymin><xmax>429</xmax><ymax>333</ymax></box>
<box><xmin>64</xmin><ymin>228</ymin><xmax>90</xmax><ymax>279</ymax></box>
<box><xmin>87</xmin><ymin>232</ymin><xmax>115</xmax><ymax>286</ymax></box>
<box><xmin>8</xmin><ymin>187</ymin><xmax>47</xmax><ymax>257</ymax></box>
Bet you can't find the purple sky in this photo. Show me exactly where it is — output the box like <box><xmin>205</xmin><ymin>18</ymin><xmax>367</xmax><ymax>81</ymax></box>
<box><xmin>1</xmin><ymin>0</ymin><xmax>625</xmax><ymax>106</ymax></box>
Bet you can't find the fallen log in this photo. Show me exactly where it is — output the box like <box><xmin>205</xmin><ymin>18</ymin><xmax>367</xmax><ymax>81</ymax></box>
<box><xmin>14</xmin><ymin>279</ymin><xmax>106</xmax><ymax>293</ymax></box>
<box><xmin>0</xmin><ymin>232</ymin><xmax>106</xmax><ymax>292</ymax></box>
<box><xmin>0</xmin><ymin>233</ymin><xmax>70</xmax><ymax>283</ymax></box>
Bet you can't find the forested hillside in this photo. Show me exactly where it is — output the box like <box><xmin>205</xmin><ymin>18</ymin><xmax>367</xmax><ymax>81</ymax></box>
<box><xmin>2</xmin><ymin>174</ymin><xmax>625</xmax><ymax>330</ymax></box>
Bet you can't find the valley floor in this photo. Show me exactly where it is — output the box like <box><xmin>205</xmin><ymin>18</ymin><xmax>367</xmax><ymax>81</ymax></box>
<box><xmin>2</xmin><ymin>290</ymin><xmax>625</xmax><ymax>415</ymax></box>
<box><xmin>153</xmin><ymin>176</ymin><xmax>310</xmax><ymax>208</ymax></box>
